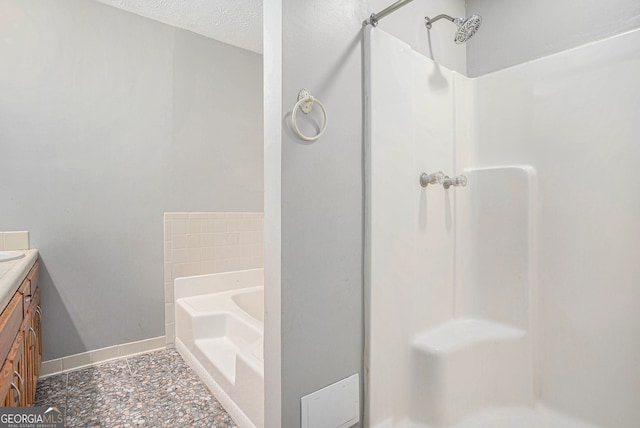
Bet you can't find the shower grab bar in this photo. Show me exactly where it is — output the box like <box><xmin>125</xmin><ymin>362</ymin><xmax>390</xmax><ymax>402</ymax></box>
<box><xmin>363</xmin><ymin>0</ymin><xmax>415</xmax><ymax>27</ymax></box>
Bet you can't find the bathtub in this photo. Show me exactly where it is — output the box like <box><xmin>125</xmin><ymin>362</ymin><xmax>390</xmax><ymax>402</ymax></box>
<box><xmin>175</xmin><ymin>269</ymin><xmax>264</xmax><ymax>428</ymax></box>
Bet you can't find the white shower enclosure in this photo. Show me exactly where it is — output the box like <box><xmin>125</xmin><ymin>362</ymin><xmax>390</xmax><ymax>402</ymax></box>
<box><xmin>364</xmin><ymin>26</ymin><xmax>640</xmax><ymax>428</ymax></box>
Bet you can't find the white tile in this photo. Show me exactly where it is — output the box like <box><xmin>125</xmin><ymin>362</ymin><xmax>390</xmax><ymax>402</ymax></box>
<box><xmin>213</xmin><ymin>219</ymin><xmax>227</xmax><ymax>232</ymax></box>
<box><xmin>213</xmin><ymin>233</ymin><xmax>227</xmax><ymax>247</ymax></box>
<box><xmin>201</xmin><ymin>220</ymin><xmax>216</xmax><ymax>233</ymax></box>
<box><xmin>215</xmin><ymin>259</ymin><xmax>232</xmax><ymax>272</ymax></box>
<box><xmin>201</xmin><ymin>247</ymin><xmax>215</xmax><ymax>260</ymax></box>
<box><xmin>3</xmin><ymin>231</ymin><xmax>29</xmax><ymax>250</ymax></box>
<box><xmin>188</xmin><ymin>212</ymin><xmax>209</xmax><ymax>219</ymax></box>
<box><xmin>172</xmin><ymin>234</ymin><xmax>187</xmax><ymax>249</ymax></box>
<box><xmin>173</xmin><ymin>263</ymin><xmax>190</xmax><ymax>278</ymax></box>
<box><xmin>187</xmin><ymin>247</ymin><xmax>201</xmax><ymax>262</ymax></box>
<box><xmin>165</xmin><ymin>303</ymin><xmax>174</xmax><ymax>324</ymax></box>
<box><xmin>92</xmin><ymin>346</ymin><xmax>119</xmax><ymax>363</ymax></box>
<box><xmin>40</xmin><ymin>359</ymin><xmax>63</xmax><ymax>377</ymax></box>
<box><xmin>202</xmin><ymin>233</ymin><xmax>217</xmax><ymax>247</ymax></box>
<box><xmin>144</xmin><ymin>336</ymin><xmax>167</xmax><ymax>351</ymax></box>
<box><xmin>172</xmin><ymin>248</ymin><xmax>188</xmax><ymax>263</ymax></box>
<box><xmin>227</xmin><ymin>220</ymin><xmax>241</xmax><ymax>232</ymax></box>
<box><xmin>187</xmin><ymin>219</ymin><xmax>202</xmax><ymax>234</ymax></box>
<box><xmin>187</xmin><ymin>234</ymin><xmax>201</xmax><ymax>248</ymax></box>
<box><xmin>228</xmin><ymin>259</ymin><xmax>241</xmax><ymax>271</ymax></box>
<box><xmin>214</xmin><ymin>246</ymin><xmax>230</xmax><ymax>260</ymax></box>
<box><xmin>164</xmin><ymin>263</ymin><xmax>172</xmax><ymax>281</ymax></box>
<box><xmin>166</xmin><ymin>213</ymin><xmax>188</xmax><ymax>220</ymax></box>
<box><xmin>118</xmin><ymin>340</ymin><xmax>144</xmax><ymax>357</ymax></box>
<box><xmin>0</xmin><ymin>233</ymin><xmax>4</xmax><ymax>251</ymax></box>
<box><xmin>165</xmin><ymin>323</ymin><xmax>175</xmax><ymax>343</ymax></box>
<box><xmin>186</xmin><ymin>262</ymin><xmax>202</xmax><ymax>275</ymax></box>
<box><xmin>164</xmin><ymin>242</ymin><xmax>171</xmax><ymax>262</ymax></box>
<box><xmin>228</xmin><ymin>245</ymin><xmax>241</xmax><ymax>258</ymax></box>
<box><xmin>202</xmin><ymin>260</ymin><xmax>216</xmax><ymax>273</ymax></box>
<box><xmin>239</xmin><ymin>232</ymin><xmax>252</xmax><ymax>245</ymax></box>
<box><xmin>164</xmin><ymin>281</ymin><xmax>174</xmax><ymax>303</ymax></box>
<box><xmin>164</xmin><ymin>220</ymin><xmax>172</xmax><ymax>240</ymax></box>
<box><xmin>62</xmin><ymin>353</ymin><xmax>91</xmax><ymax>371</ymax></box>
<box><xmin>227</xmin><ymin>233</ymin><xmax>240</xmax><ymax>245</ymax></box>
<box><xmin>251</xmin><ymin>244</ymin><xmax>263</xmax><ymax>258</ymax></box>
<box><xmin>172</xmin><ymin>219</ymin><xmax>187</xmax><ymax>234</ymax></box>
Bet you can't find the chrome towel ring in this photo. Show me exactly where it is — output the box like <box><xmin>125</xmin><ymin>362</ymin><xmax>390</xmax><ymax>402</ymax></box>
<box><xmin>292</xmin><ymin>88</ymin><xmax>328</xmax><ymax>141</ymax></box>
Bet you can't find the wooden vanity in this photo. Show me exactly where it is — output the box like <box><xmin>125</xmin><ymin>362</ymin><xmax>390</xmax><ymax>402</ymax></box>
<box><xmin>0</xmin><ymin>258</ymin><xmax>41</xmax><ymax>406</ymax></box>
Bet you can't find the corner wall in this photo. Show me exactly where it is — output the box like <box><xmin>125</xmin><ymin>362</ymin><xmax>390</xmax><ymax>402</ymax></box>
<box><xmin>465</xmin><ymin>0</ymin><xmax>640</xmax><ymax>76</ymax></box>
<box><xmin>467</xmin><ymin>28</ymin><xmax>640</xmax><ymax>428</ymax></box>
<box><xmin>0</xmin><ymin>0</ymin><xmax>263</xmax><ymax>360</ymax></box>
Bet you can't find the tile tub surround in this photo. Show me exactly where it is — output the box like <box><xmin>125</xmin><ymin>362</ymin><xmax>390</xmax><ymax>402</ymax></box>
<box><xmin>0</xmin><ymin>231</ymin><xmax>29</xmax><ymax>250</ymax></box>
<box><xmin>34</xmin><ymin>349</ymin><xmax>237</xmax><ymax>427</ymax></box>
<box><xmin>164</xmin><ymin>212</ymin><xmax>264</xmax><ymax>345</ymax></box>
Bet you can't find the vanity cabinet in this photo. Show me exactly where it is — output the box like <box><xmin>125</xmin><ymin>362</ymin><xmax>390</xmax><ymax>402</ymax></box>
<box><xmin>0</xmin><ymin>260</ymin><xmax>41</xmax><ymax>406</ymax></box>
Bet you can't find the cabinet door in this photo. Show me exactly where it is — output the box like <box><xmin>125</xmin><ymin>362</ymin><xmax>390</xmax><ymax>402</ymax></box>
<box><xmin>4</xmin><ymin>331</ymin><xmax>24</xmax><ymax>407</ymax></box>
<box><xmin>24</xmin><ymin>306</ymin><xmax>37</xmax><ymax>405</ymax></box>
<box><xmin>32</xmin><ymin>288</ymin><xmax>41</xmax><ymax>378</ymax></box>
<box><xmin>0</xmin><ymin>292</ymin><xmax>23</xmax><ymax>365</ymax></box>
<box><xmin>0</xmin><ymin>358</ymin><xmax>13</xmax><ymax>405</ymax></box>
<box><xmin>26</xmin><ymin>261</ymin><xmax>40</xmax><ymax>291</ymax></box>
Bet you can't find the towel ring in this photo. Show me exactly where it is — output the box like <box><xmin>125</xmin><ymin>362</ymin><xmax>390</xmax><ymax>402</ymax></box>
<box><xmin>292</xmin><ymin>89</ymin><xmax>328</xmax><ymax>142</ymax></box>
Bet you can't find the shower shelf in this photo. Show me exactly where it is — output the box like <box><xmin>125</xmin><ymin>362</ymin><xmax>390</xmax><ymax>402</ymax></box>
<box><xmin>411</xmin><ymin>318</ymin><xmax>525</xmax><ymax>353</ymax></box>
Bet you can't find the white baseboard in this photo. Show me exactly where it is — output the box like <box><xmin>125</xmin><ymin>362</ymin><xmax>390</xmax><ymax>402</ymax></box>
<box><xmin>40</xmin><ymin>336</ymin><xmax>166</xmax><ymax>377</ymax></box>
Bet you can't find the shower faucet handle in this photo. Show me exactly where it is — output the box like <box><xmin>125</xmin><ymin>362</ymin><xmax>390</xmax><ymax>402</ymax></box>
<box><xmin>420</xmin><ymin>171</ymin><xmax>445</xmax><ymax>187</ymax></box>
<box><xmin>443</xmin><ymin>174</ymin><xmax>468</xmax><ymax>189</ymax></box>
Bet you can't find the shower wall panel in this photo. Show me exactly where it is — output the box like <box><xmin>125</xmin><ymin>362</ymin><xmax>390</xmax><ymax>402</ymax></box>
<box><xmin>365</xmin><ymin>26</ymin><xmax>457</xmax><ymax>427</ymax></box>
<box><xmin>366</xmin><ymin>25</ymin><xmax>640</xmax><ymax>428</ymax></box>
<box><xmin>470</xmin><ymin>28</ymin><xmax>640</xmax><ymax>428</ymax></box>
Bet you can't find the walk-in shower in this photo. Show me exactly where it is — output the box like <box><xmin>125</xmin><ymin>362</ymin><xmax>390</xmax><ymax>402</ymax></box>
<box><xmin>363</xmin><ymin>3</ymin><xmax>640</xmax><ymax>428</ymax></box>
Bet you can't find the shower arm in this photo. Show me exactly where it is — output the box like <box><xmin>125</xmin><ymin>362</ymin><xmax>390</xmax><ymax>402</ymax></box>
<box><xmin>363</xmin><ymin>0</ymin><xmax>415</xmax><ymax>27</ymax></box>
<box><xmin>424</xmin><ymin>14</ymin><xmax>456</xmax><ymax>29</ymax></box>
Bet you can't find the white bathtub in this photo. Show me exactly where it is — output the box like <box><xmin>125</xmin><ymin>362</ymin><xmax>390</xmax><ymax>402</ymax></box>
<box><xmin>175</xmin><ymin>269</ymin><xmax>264</xmax><ymax>428</ymax></box>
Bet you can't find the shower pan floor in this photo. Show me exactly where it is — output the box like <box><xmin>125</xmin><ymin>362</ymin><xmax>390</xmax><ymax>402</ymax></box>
<box><xmin>384</xmin><ymin>405</ymin><xmax>601</xmax><ymax>428</ymax></box>
<box><xmin>455</xmin><ymin>405</ymin><xmax>601</xmax><ymax>428</ymax></box>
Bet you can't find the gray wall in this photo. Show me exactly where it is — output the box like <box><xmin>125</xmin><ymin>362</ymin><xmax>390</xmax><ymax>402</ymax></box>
<box><xmin>279</xmin><ymin>1</ymin><xmax>366</xmax><ymax>426</ymax></box>
<box><xmin>0</xmin><ymin>0</ymin><xmax>263</xmax><ymax>360</ymax></box>
<box><xmin>270</xmin><ymin>1</ymin><xmax>467</xmax><ymax>426</ymax></box>
<box><xmin>465</xmin><ymin>0</ymin><xmax>640</xmax><ymax>76</ymax></box>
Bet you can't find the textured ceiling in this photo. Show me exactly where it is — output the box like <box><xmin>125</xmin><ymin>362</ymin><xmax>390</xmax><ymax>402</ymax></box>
<box><xmin>95</xmin><ymin>0</ymin><xmax>263</xmax><ymax>53</ymax></box>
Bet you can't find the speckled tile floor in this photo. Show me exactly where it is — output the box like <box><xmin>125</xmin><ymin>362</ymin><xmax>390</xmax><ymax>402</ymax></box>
<box><xmin>34</xmin><ymin>349</ymin><xmax>237</xmax><ymax>428</ymax></box>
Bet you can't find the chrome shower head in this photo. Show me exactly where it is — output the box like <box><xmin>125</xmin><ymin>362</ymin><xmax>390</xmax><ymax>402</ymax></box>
<box><xmin>453</xmin><ymin>14</ymin><xmax>481</xmax><ymax>44</ymax></box>
<box><xmin>425</xmin><ymin>13</ymin><xmax>482</xmax><ymax>44</ymax></box>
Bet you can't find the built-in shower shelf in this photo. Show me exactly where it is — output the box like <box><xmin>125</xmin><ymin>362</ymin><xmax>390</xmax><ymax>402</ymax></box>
<box><xmin>411</xmin><ymin>318</ymin><xmax>525</xmax><ymax>353</ymax></box>
<box><xmin>410</xmin><ymin>318</ymin><xmax>534</xmax><ymax>427</ymax></box>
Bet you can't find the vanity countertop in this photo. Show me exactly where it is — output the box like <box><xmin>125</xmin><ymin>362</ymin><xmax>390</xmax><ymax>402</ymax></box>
<box><xmin>0</xmin><ymin>249</ymin><xmax>39</xmax><ymax>312</ymax></box>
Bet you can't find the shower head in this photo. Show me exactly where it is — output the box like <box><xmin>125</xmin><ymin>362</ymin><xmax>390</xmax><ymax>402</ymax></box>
<box><xmin>453</xmin><ymin>14</ymin><xmax>482</xmax><ymax>44</ymax></box>
<box><xmin>425</xmin><ymin>13</ymin><xmax>482</xmax><ymax>44</ymax></box>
